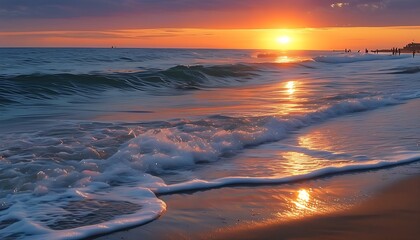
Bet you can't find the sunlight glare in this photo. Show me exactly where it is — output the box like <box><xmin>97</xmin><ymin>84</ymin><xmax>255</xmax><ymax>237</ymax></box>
<box><xmin>277</xmin><ymin>36</ymin><xmax>291</xmax><ymax>45</ymax></box>
<box><xmin>298</xmin><ymin>189</ymin><xmax>310</xmax><ymax>202</ymax></box>
<box><xmin>286</xmin><ymin>81</ymin><xmax>296</xmax><ymax>95</ymax></box>
<box><xmin>294</xmin><ymin>189</ymin><xmax>311</xmax><ymax>210</ymax></box>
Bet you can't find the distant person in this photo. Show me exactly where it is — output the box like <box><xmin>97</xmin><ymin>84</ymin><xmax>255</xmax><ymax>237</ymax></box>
<box><xmin>414</xmin><ymin>50</ymin><xmax>416</xmax><ymax>58</ymax></box>
<box><xmin>365</xmin><ymin>48</ymin><xmax>368</xmax><ymax>53</ymax></box>
<box><xmin>398</xmin><ymin>49</ymin><xmax>401</xmax><ymax>56</ymax></box>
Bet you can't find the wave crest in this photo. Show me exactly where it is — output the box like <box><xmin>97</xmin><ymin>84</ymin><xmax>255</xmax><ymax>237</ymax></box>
<box><xmin>0</xmin><ymin>64</ymin><xmax>259</xmax><ymax>105</ymax></box>
<box><xmin>314</xmin><ymin>54</ymin><xmax>409</xmax><ymax>63</ymax></box>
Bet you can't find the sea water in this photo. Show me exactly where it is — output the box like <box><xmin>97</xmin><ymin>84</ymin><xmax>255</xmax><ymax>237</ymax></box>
<box><xmin>0</xmin><ymin>48</ymin><xmax>419</xmax><ymax>239</ymax></box>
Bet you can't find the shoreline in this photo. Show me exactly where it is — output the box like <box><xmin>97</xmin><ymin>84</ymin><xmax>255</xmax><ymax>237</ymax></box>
<box><xmin>214</xmin><ymin>175</ymin><xmax>420</xmax><ymax>240</ymax></box>
<box><xmin>95</xmin><ymin>167</ymin><xmax>420</xmax><ymax>240</ymax></box>
<box><xmin>94</xmin><ymin>99</ymin><xmax>420</xmax><ymax>240</ymax></box>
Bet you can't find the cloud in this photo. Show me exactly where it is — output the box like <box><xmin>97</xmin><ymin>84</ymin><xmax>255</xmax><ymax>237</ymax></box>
<box><xmin>0</xmin><ymin>0</ymin><xmax>134</xmax><ymax>18</ymax></box>
<box><xmin>0</xmin><ymin>0</ymin><xmax>250</xmax><ymax>18</ymax></box>
<box><xmin>0</xmin><ymin>0</ymin><xmax>347</xmax><ymax>18</ymax></box>
<box><xmin>330</xmin><ymin>1</ymin><xmax>388</xmax><ymax>10</ymax></box>
<box><xmin>0</xmin><ymin>0</ymin><xmax>419</xmax><ymax>29</ymax></box>
<box><xmin>330</xmin><ymin>2</ymin><xmax>350</xmax><ymax>8</ymax></box>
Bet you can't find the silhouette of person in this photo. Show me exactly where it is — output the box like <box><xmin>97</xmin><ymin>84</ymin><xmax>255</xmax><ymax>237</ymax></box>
<box><xmin>365</xmin><ymin>48</ymin><xmax>368</xmax><ymax>53</ymax></box>
<box><xmin>414</xmin><ymin>50</ymin><xmax>416</xmax><ymax>58</ymax></box>
<box><xmin>398</xmin><ymin>49</ymin><xmax>401</xmax><ymax>56</ymax></box>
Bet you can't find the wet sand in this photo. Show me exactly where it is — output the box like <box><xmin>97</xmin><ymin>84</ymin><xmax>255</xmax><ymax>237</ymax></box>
<box><xmin>94</xmin><ymin>169</ymin><xmax>420</xmax><ymax>240</ymax></box>
<box><xmin>214</xmin><ymin>175</ymin><xmax>420</xmax><ymax>240</ymax></box>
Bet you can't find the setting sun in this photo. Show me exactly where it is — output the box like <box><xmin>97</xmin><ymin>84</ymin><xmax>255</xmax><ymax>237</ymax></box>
<box><xmin>277</xmin><ymin>36</ymin><xmax>291</xmax><ymax>45</ymax></box>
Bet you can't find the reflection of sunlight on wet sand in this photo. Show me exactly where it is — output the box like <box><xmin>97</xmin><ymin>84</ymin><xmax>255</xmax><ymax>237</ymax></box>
<box><xmin>274</xmin><ymin>187</ymin><xmax>346</xmax><ymax>221</ymax></box>
<box><xmin>275</xmin><ymin>188</ymin><xmax>320</xmax><ymax>219</ymax></box>
<box><xmin>297</xmin><ymin>189</ymin><xmax>310</xmax><ymax>202</ymax></box>
<box><xmin>294</xmin><ymin>189</ymin><xmax>311</xmax><ymax>210</ymax></box>
<box><xmin>274</xmin><ymin>185</ymin><xmax>353</xmax><ymax>222</ymax></box>
<box><xmin>212</xmin><ymin>183</ymin><xmax>354</xmax><ymax>236</ymax></box>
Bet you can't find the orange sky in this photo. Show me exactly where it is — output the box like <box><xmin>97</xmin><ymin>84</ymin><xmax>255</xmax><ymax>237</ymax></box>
<box><xmin>1</xmin><ymin>1</ymin><xmax>420</xmax><ymax>49</ymax></box>
<box><xmin>1</xmin><ymin>27</ymin><xmax>419</xmax><ymax>50</ymax></box>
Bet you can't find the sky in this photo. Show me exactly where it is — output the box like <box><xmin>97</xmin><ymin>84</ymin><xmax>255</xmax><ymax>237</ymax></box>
<box><xmin>1</xmin><ymin>0</ymin><xmax>420</xmax><ymax>49</ymax></box>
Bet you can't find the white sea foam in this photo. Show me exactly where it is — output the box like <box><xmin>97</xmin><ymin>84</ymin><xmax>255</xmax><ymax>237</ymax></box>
<box><xmin>314</xmin><ymin>53</ymin><xmax>409</xmax><ymax>63</ymax></box>
<box><xmin>153</xmin><ymin>152</ymin><xmax>420</xmax><ymax>194</ymax></box>
<box><xmin>1</xmin><ymin>186</ymin><xmax>166</xmax><ymax>240</ymax></box>
<box><xmin>106</xmin><ymin>96</ymin><xmax>402</xmax><ymax>173</ymax></box>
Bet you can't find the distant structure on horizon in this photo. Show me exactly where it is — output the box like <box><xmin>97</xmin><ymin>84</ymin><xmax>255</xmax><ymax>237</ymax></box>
<box><xmin>402</xmin><ymin>42</ymin><xmax>420</xmax><ymax>52</ymax></box>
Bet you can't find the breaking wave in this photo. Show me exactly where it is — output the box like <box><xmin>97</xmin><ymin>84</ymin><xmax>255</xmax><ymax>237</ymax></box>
<box><xmin>1</xmin><ymin>93</ymin><xmax>419</xmax><ymax>239</ymax></box>
<box><xmin>314</xmin><ymin>53</ymin><xmax>409</xmax><ymax>63</ymax></box>
<box><xmin>0</xmin><ymin>64</ymin><xmax>260</xmax><ymax>104</ymax></box>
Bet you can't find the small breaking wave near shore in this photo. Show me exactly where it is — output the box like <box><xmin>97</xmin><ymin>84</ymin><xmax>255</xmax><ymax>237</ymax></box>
<box><xmin>154</xmin><ymin>152</ymin><xmax>420</xmax><ymax>194</ymax></box>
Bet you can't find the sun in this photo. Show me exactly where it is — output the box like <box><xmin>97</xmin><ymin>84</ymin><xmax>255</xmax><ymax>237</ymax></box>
<box><xmin>276</xmin><ymin>36</ymin><xmax>291</xmax><ymax>45</ymax></box>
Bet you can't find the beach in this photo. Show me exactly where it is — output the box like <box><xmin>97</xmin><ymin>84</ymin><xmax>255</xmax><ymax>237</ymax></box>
<box><xmin>0</xmin><ymin>49</ymin><xmax>419</xmax><ymax>239</ymax></box>
<box><xmin>95</xmin><ymin>174</ymin><xmax>420</xmax><ymax>240</ymax></box>
<box><xmin>95</xmin><ymin>97</ymin><xmax>420</xmax><ymax>240</ymax></box>
<box><xmin>216</xmin><ymin>175</ymin><xmax>420</xmax><ymax>240</ymax></box>
<box><xmin>2</xmin><ymin>1</ymin><xmax>420</xmax><ymax>239</ymax></box>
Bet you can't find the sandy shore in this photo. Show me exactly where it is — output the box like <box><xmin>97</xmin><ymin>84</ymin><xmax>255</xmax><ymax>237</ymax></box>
<box><xmin>94</xmin><ymin>171</ymin><xmax>420</xmax><ymax>240</ymax></box>
<box><xmin>214</xmin><ymin>175</ymin><xmax>420</xmax><ymax>240</ymax></box>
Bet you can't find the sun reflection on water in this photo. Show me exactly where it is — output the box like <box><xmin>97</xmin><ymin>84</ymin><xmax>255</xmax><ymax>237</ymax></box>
<box><xmin>275</xmin><ymin>56</ymin><xmax>297</xmax><ymax>63</ymax></box>
<box><xmin>298</xmin><ymin>131</ymin><xmax>336</xmax><ymax>152</ymax></box>
<box><xmin>286</xmin><ymin>81</ymin><xmax>296</xmax><ymax>95</ymax></box>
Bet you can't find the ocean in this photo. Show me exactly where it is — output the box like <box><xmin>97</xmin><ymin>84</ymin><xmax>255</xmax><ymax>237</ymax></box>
<box><xmin>0</xmin><ymin>48</ymin><xmax>419</xmax><ymax>239</ymax></box>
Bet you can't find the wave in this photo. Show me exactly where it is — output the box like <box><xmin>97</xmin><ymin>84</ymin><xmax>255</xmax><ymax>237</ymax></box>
<box><xmin>1</xmin><ymin>95</ymin><xmax>418</xmax><ymax>239</ymax></box>
<box><xmin>388</xmin><ymin>66</ymin><xmax>420</xmax><ymax>74</ymax></box>
<box><xmin>154</xmin><ymin>152</ymin><xmax>420</xmax><ymax>194</ymax></box>
<box><xmin>106</xmin><ymin>96</ymin><xmax>403</xmax><ymax>174</ymax></box>
<box><xmin>314</xmin><ymin>53</ymin><xmax>409</xmax><ymax>63</ymax></box>
<box><xmin>1</xmin><ymin>186</ymin><xmax>166</xmax><ymax>240</ymax></box>
<box><xmin>0</xmin><ymin>64</ymin><xmax>260</xmax><ymax>105</ymax></box>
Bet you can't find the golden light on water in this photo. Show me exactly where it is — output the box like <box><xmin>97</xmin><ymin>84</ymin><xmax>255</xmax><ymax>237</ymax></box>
<box><xmin>275</xmin><ymin>56</ymin><xmax>298</xmax><ymax>63</ymax></box>
<box><xmin>298</xmin><ymin>131</ymin><xmax>337</xmax><ymax>153</ymax></box>
<box><xmin>286</xmin><ymin>81</ymin><xmax>296</xmax><ymax>95</ymax></box>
